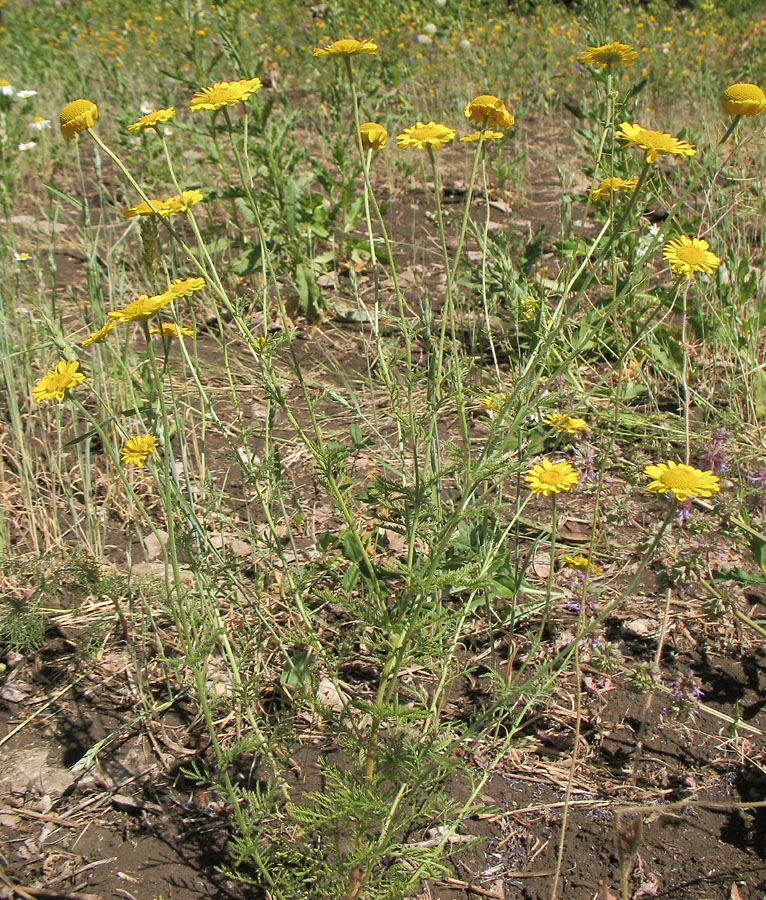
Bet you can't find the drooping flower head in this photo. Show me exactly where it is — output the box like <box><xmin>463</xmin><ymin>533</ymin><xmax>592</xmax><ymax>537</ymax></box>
<box><xmin>32</xmin><ymin>360</ymin><xmax>86</xmax><ymax>403</ymax></box>
<box><xmin>617</xmin><ymin>122</ymin><xmax>696</xmax><ymax>164</ymax></box>
<box><xmin>662</xmin><ymin>235</ymin><xmax>721</xmax><ymax>279</ymax></box>
<box><xmin>460</xmin><ymin>129</ymin><xmax>504</xmax><ymax>142</ymax></box>
<box><xmin>122</xmin><ymin>189</ymin><xmax>203</xmax><ymax>218</ymax></box>
<box><xmin>121</xmin><ymin>434</ymin><xmax>158</xmax><ymax>466</ymax></box>
<box><xmin>60</xmin><ymin>98</ymin><xmax>98</xmax><ymax>138</ymax></box>
<box><xmin>464</xmin><ymin>94</ymin><xmax>514</xmax><ymax>130</ymax></box>
<box><xmin>108</xmin><ymin>291</ymin><xmax>174</xmax><ymax>323</ymax></box>
<box><xmin>721</xmin><ymin>82</ymin><xmax>766</xmax><ymax>117</ymax></box>
<box><xmin>577</xmin><ymin>41</ymin><xmax>637</xmax><ymax>69</ymax></box>
<box><xmin>128</xmin><ymin>107</ymin><xmax>175</xmax><ymax>132</ymax></box>
<box><xmin>189</xmin><ymin>78</ymin><xmax>262</xmax><ymax>112</ymax></box>
<box><xmin>591</xmin><ymin>176</ymin><xmax>638</xmax><ymax>202</ymax></box>
<box><xmin>396</xmin><ymin>121</ymin><xmax>455</xmax><ymax>150</ymax></box>
<box><xmin>358</xmin><ymin>121</ymin><xmax>387</xmax><ymax>151</ymax></box>
<box><xmin>525</xmin><ymin>459</ymin><xmax>579</xmax><ymax>496</ymax></box>
<box><xmin>644</xmin><ymin>461</ymin><xmax>720</xmax><ymax>502</ymax></box>
<box><xmin>149</xmin><ymin>322</ymin><xmax>194</xmax><ymax>339</ymax></box>
<box><xmin>81</xmin><ymin>319</ymin><xmax>117</xmax><ymax>347</ymax></box>
<box><xmin>313</xmin><ymin>38</ymin><xmax>378</xmax><ymax>57</ymax></box>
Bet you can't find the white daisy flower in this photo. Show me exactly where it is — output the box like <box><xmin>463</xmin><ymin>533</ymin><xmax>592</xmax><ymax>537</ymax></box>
<box><xmin>28</xmin><ymin>116</ymin><xmax>51</xmax><ymax>131</ymax></box>
<box><xmin>14</xmin><ymin>252</ymin><xmax>31</xmax><ymax>262</ymax></box>
<box><xmin>162</xmin><ymin>126</ymin><xmax>173</xmax><ymax>137</ymax></box>
<box><xmin>139</xmin><ymin>100</ymin><xmax>154</xmax><ymax>114</ymax></box>
<box><xmin>128</xmin><ymin>135</ymin><xmax>141</xmax><ymax>148</ymax></box>
<box><xmin>0</xmin><ymin>82</ymin><xmax>14</xmax><ymax>96</ymax></box>
<box><xmin>18</xmin><ymin>141</ymin><xmax>37</xmax><ymax>151</ymax></box>
<box><xmin>16</xmin><ymin>89</ymin><xmax>38</xmax><ymax>99</ymax></box>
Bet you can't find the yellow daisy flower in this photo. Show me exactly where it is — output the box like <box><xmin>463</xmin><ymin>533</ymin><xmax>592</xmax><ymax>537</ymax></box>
<box><xmin>721</xmin><ymin>82</ymin><xmax>766</xmax><ymax>117</ymax></box>
<box><xmin>121</xmin><ymin>434</ymin><xmax>158</xmax><ymax>466</ymax></box>
<box><xmin>32</xmin><ymin>360</ymin><xmax>86</xmax><ymax>403</ymax></box>
<box><xmin>163</xmin><ymin>189</ymin><xmax>204</xmax><ymax>215</ymax></box>
<box><xmin>616</xmin><ymin>122</ymin><xmax>696</xmax><ymax>164</ymax></box>
<box><xmin>591</xmin><ymin>176</ymin><xmax>639</xmax><ymax>202</ymax></box>
<box><xmin>464</xmin><ymin>94</ymin><xmax>514</xmax><ymax>130</ymax></box>
<box><xmin>127</xmin><ymin>107</ymin><xmax>175</xmax><ymax>132</ymax></box>
<box><xmin>644</xmin><ymin>461</ymin><xmax>720</xmax><ymax>502</ymax></box>
<box><xmin>81</xmin><ymin>319</ymin><xmax>117</xmax><ymax>347</ymax></box>
<box><xmin>577</xmin><ymin>41</ymin><xmax>637</xmax><ymax>69</ymax></box>
<box><xmin>189</xmin><ymin>78</ymin><xmax>262</xmax><ymax>112</ymax></box>
<box><xmin>60</xmin><ymin>98</ymin><xmax>98</xmax><ymax>139</ymax></box>
<box><xmin>167</xmin><ymin>276</ymin><xmax>206</xmax><ymax>297</ymax></box>
<box><xmin>460</xmin><ymin>129</ymin><xmax>504</xmax><ymax>142</ymax></box>
<box><xmin>481</xmin><ymin>390</ymin><xmax>510</xmax><ymax>414</ymax></box>
<box><xmin>149</xmin><ymin>322</ymin><xmax>193</xmax><ymax>339</ymax></box>
<box><xmin>662</xmin><ymin>235</ymin><xmax>721</xmax><ymax>279</ymax></box>
<box><xmin>525</xmin><ymin>459</ymin><xmax>579</xmax><ymax>497</ymax></box>
<box><xmin>123</xmin><ymin>190</ymin><xmax>202</xmax><ymax>218</ymax></box>
<box><xmin>108</xmin><ymin>291</ymin><xmax>174</xmax><ymax>323</ymax></box>
<box><xmin>358</xmin><ymin>121</ymin><xmax>387</xmax><ymax>151</ymax></box>
<box><xmin>563</xmin><ymin>555</ymin><xmax>602</xmax><ymax>575</ymax></box>
<box><xmin>544</xmin><ymin>413</ymin><xmax>588</xmax><ymax>434</ymax></box>
<box><xmin>396</xmin><ymin>121</ymin><xmax>455</xmax><ymax>151</ymax></box>
<box><xmin>313</xmin><ymin>38</ymin><xmax>378</xmax><ymax>57</ymax></box>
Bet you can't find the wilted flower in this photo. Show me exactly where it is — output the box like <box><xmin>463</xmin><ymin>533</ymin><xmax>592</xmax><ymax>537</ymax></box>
<box><xmin>464</xmin><ymin>94</ymin><xmax>514</xmax><ymax>130</ymax></box>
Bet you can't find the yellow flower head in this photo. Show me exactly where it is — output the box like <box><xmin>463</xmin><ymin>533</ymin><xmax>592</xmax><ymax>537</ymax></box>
<box><xmin>121</xmin><ymin>433</ymin><xmax>158</xmax><ymax>466</ymax></box>
<box><xmin>563</xmin><ymin>555</ymin><xmax>602</xmax><ymax>575</ymax></box>
<box><xmin>481</xmin><ymin>390</ymin><xmax>510</xmax><ymax>414</ymax></box>
<box><xmin>591</xmin><ymin>176</ymin><xmax>639</xmax><ymax>202</ymax></box>
<box><xmin>358</xmin><ymin>121</ymin><xmax>387</xmax><ymax>151</ymax></box>
<box><xmin>189</xmin><ymin>78</ymin><xmax>262</xmax><ymax>112</ymax></box>
<box><xmin>313</xmin><ymin>38</ymin><xmax>378</xmax><ymax>57</ymax></box>
<box><xmin>543</xmin><ymin>413</ymin><xmax>588</xmax><ymax>434</ymax></box>
<box><xmin>396</xmin><ymin>121</ymin><xmax>455</xmax><ymax>151</ymax></box>
<box><xmin>644</xmin><ymin>461</ymin><xmax>720</xmax><ymax>502</ymax></box>
<box><xmin>721</xmin><ymin>82</ymin><xmax>766</xmax><ymax>117</ymax></box>
<box><xmin>460</xmin><ymin>129</ymin><xmax>504</xmax><ymax>142</ymax></box>
<box><xmin>662</xmin><ymin>235</ymin><xmax>721</xmax><ymax>279</ymax></box>
<box><xmin>168</xmin><ymin>276</ymin><xmax>206</xmax><ymax>297</ymax></box>
<box><xmin>525</xmin><ymin>459</ymin><xmax>579</xmax><ymax>497</ymax></box>
<box><xmin>60</xmin><ymin>98</ymin><xmax>98</xmax><ymax>139</ymax></box>
<box><xmin>617</xmin><ymin>122</ymin><xmax>696</xmax><ymax>164</ymax></box>
<box><xmin>577</xmin><ymin>41</ymin><xmax>637</xmax><ymax>69</ymax></box>
<box><xmin>149</xmin><ymin>322</ymin><xmax>194</xmax><ymax>339</ymax></box>
<box><xmin>127</xmin><ymin>107</ymin><xmax>175</xmax><ymax>132</ymax></box>
<box><xmin>81</xmin><ymin>319</ymin><xmax>117</xmax><ymax>347</ymax></box>
<box><xmin>108</xmin><ymin>291</ymin><xmax>174</xmax><ymax>323</ymax></box>
<box><xmin>464</xmin><ymin>94</ymin><xmax>514</xmax><ymax>130</ymax></box>
<box><xmin>32</xmin><ymin>360</ymin><xmax>86</xmax><ymax>403</ymax></box>
<box><xmin>123</xmin><ymin>190</ymin><xmax>202</xmax><ymax>218</ymax></box>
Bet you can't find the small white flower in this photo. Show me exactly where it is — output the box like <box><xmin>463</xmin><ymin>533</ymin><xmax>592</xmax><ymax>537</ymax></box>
<box><xmin>18</xmin><ymin>141</ymin><xmax>36</xmax><ymax>151</ymax></box>
<box><xmin>128</xmin><ymin>135</ymin><xmax>141</xmax><ymax>148</ymax></box>
<box><xmin>434</xmin><ymin>0</ymin><xmax>447</xmax><ymax>6</ymax></box>
<box><xmin>636</xmin><ymin>222</ymin><xmax>662</xmax><ymax>259</ymax></box>
<box><xmin>459</xmin><ymin>38</ymin><xmax>472</xmax><ymax>51</ymax></box>
<box><xmin>28</xmin><ymin>117</ymin><xmax>51</xmax><ymax>131</ymax></box>
<box><xmin>139</xmin><ymin>100</ymin><xmax>154</xmax><ymax>114</ymax></box>
<box><xmin>414</xmin><ymin>33</ymin><xmax>432</xmax><ymax>44</ymax></box>
<box><xmin>162</xmin><ymin>126</ymin><xmax>173</xmax><ymax>137</ymax></box>
<box><xmin>0</xmin><ymin>83</ymin><xmax>14</xmax><ymax>96</ymax></box>
<box><xmin>16</xmin><ymin>89</ymin><xmax>37</xmax><ymax>99</ymax></box>
<box><xmin>424</xmin><ymin>22</ymin><xmax>437</xmax><ymax>35</ymax></box>
<box><xmin>14</xmin><ymin>252</ymin><xmax>31</xmax><ymax>262</ymax></box>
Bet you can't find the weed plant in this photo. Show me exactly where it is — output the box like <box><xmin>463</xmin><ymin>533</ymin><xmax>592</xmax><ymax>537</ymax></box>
<box><xmin>1</xmin><ymin>1</ymin><xmax>766</xmax><ymax>899</ymax></box>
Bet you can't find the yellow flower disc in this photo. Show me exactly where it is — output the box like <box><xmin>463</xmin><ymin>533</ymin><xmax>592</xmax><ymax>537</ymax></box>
<box><xmin>358</xmin><ymin>121</ymin><xmax>387</xmax><ymax>151</ymax></box>
<box><xmin>721</xmin><ymin>82</ymin><xmax>766</xmax><ymax>116</ymax></box>
<box><xmin>396</xmin><ymin>121</ymin><xmax>455</xmax><ymax>150</ymax></box>
<box><xmin>60</xmin><ymin>98</ymin><xmax>98</xmax><ymax>139</ymax></box>
<box><xmin>662</xmin><ymin>235</ymin><xmax>721</xmax><ymax>279</ymax></box>
<box><xmin>313</xmin><ymin>38</ymin><xmax>378</xmax><ymax>57</ymax></box>
<box><xmin>577</xmin><ymin>41</ymin><xmax>637</xmax><ymax>69</ymax></box>
<box><xmin>644</xmin><ymin>461</ymin><xmax>720</xmax><ymax>502</ymax></box>
<box><xmin>32</xmin><ymin>360</ymin><xmax>86</xmax><ymax>403</ymax></box>
<box><xmin>616</xmin><ymin>122</ymin><xmax>696</xmax><ymax>164</ymax></box>
<box><xmin>464</xmin><ymin>94</ymin><xmax>514</xmax><ymax>130</ymax></box>
<box><xmin>525</xmin><ymin>459</ymin><xmax>579</xmax><ymax>496</ymax></box>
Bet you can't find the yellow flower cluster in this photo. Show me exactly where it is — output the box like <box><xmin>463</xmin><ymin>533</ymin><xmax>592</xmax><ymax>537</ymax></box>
<box><xmin>123</xmin><ymin>189</ymin><xmax>203</xmax><ymax>218</ymax></box>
